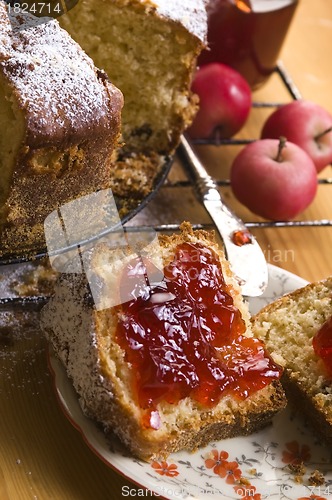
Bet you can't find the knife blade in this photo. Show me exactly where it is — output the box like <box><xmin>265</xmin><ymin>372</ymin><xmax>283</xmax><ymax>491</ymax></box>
<box><xmin>177</xmin><ymin>135</ymin><xmax>268</xmax><ymax>296</ymax></box>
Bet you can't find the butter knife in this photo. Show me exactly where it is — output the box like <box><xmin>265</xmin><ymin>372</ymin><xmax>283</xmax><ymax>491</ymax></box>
<box><xmin>178</xmin><ymin>135</ymin><xmax>268</xmax><ymax>296</ymax></box>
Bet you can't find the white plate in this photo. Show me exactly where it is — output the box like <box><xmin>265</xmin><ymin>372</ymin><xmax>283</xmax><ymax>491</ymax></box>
<box><xmin>49</xmin><ymin>265</ymin><xmax>332</xmax><ymax>500</ymax></box>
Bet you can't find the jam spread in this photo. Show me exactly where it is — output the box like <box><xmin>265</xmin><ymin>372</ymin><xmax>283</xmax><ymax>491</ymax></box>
<box><xmin>232</xmin><ymin>229</ymin><xmax>252</xmax><ymax>246</ymax></box>
<box><xmin>115</xmin><ymin>242</ymin><xmax>282</xmax><ymax>417</ymax></box>
<box><xmin>312</xmin><ymin>316</ymin><xmax>332</xmax><ymax>377</ymax></box>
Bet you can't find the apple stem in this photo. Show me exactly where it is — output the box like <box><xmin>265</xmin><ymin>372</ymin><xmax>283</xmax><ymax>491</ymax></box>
<box><xmin>275</xmin><ymin>136</ymin><xmax>287</xmax><ymax>162</ymax></box>
<box><xmin>315</xmin><ymin>126</ymin><xmax>332</xmax><ymax>141</ymax></box>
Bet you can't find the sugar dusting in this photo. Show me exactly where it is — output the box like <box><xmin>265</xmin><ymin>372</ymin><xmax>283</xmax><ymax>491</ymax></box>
<box><xmin>0</xmin><ymin>1</ymin><xmax>114</xmax><ymax>144</ymax></box>
<box><xmin>153</xmin><ymin>0</ymin><xmax>208</xmax><ymax>44</ymax></box>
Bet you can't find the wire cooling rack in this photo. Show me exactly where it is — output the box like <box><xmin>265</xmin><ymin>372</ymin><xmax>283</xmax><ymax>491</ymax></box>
<box><xmin>0</xmin><ymin>63</ymin><xmax>331</xmax><ymax>307</ymax></box>
<box><xmin>131</xmin><ymin>62</ymin><xmax>332</xmax><ymax>235</ymax></box>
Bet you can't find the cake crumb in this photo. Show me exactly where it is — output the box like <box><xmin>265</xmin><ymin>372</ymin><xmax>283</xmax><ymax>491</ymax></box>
<box><xmin>308</xmin><ymin>469</ymin><xmax>325</xmax><ymax>486</ymax></box>
<box><xmin>288</xmin><ymin>462</ymin><xmax>306</xmax><ymax>476</ymax></box>
<box><xmin>239</xmin><ymin>477</ymin><xmax>251</xmax><ymax>486</ymax></box>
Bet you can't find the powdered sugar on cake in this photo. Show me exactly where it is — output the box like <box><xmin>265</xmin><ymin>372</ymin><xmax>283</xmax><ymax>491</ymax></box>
<box><xmin>0</xmin><ymin>2</ymin><xmax>114</xmax><ymax>144</ymax></box>
<box><xmin>148</xmin><ymin>0</ymin><xmax>208</xmax><ymax>44</ymax></box>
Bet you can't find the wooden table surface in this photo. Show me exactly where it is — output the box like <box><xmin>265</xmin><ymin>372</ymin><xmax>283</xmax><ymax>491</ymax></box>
<box><xmin>1</xmin><ymin>0</ymin><xmax>332</xmax><ymax>499</ymax></box>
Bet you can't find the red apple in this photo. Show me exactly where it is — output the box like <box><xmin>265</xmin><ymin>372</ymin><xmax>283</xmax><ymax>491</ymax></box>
<box><xmin>187</xmin><ymin>63</ymin><xmax>252</xmax><ymax>139</ymax></box>
<box><xmin>230</xmin><ymin>137</ymin><xmax>318</xmax><ymax>220</ymax></box>
<box><xmin>261</xmin><ymin>100</ymin><xmax>332</xmax><ymax>173</ymax></box>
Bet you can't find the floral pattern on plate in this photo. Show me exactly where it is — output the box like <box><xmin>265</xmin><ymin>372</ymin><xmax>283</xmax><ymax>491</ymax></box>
<box><xmin>49</xmin><ymin>264</ymin><xmax>332</xmax><ymax>500</ymax></box>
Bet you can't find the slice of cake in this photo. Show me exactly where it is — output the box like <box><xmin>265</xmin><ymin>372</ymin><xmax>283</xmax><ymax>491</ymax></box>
<box><xmin>59</xmin><ymin>0</ymin><xmax>208</xmax><ymax>155</ymax></box>
<box><xmin>252</xmin><ymin>277</ymin><xmax>332</xmax><ymax>446</ymax></box>
<box><xmin>41</xmin><ymin>222</ymin><xmax>286</xmax><ymax>461</ymax></box>
<box><xmin>0</xmin><ymin>2</ymin><xmax>123</xmax><ymax>255</ymax></box>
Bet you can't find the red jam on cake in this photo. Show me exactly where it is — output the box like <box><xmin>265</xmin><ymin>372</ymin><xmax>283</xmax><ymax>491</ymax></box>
<box><xmin>313</xmin><ymin>315</ymin><xmax>332</xmax><ymax>377</ymax></box>
<box><xmin>115</xmin><ymin>242</ymin><xmax>282</xmax><ymax>423</ymax></box>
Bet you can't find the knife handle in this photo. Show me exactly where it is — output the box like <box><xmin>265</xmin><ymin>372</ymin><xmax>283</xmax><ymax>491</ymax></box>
<box><xmin>178</xmin><ymin>136</ymin><xmax>244</xmax><ymax>223</ymax></box>
<box><xmin>178</xmin><ymin>136</ymin><xmax>220</xmax><ymax>201</ymax></box>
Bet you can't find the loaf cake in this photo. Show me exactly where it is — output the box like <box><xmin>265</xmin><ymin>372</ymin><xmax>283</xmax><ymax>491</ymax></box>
<box><xmin>0</xmin><ymin>2</ymin><xmax>123</xmax><ymax>255</ymax></box>
<box><xmin>0</xmin><ymin>1</ymin><xmax>207</xmax><ymax>256</ymax></box>
<box><xmin>252</xmin><ymin>277</ymin><xmax>332</xmax><ymax>446</ymax></box>
<box><xmin>41</xmin><ymin>222</ymin><xmax>286</xmax><ymax>461</ymax></box>
<box><xmin>59</xmin><ymin>0</ymin><xmax>208</xmax><ymax>155</ymax></box>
